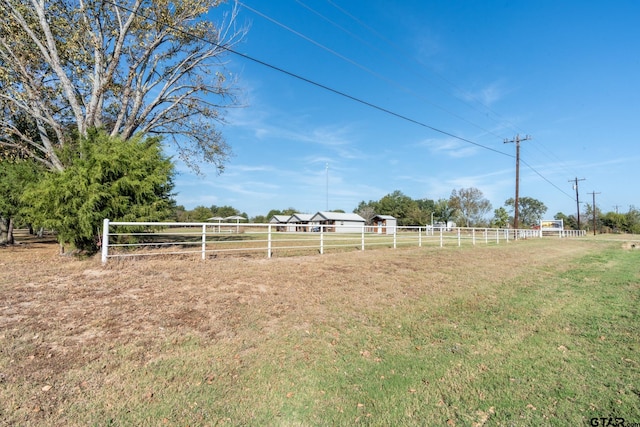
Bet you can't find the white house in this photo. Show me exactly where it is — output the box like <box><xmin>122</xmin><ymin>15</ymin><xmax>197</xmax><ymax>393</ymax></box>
<box><xmin>310</xmin><ymin>211</ymin><xmax>366</xmax><ymax>233</ymax></box>
<box><xmin>371</xmin><ymin>214</ymin><xmax>397</xmax><ymax>234</ymax></box>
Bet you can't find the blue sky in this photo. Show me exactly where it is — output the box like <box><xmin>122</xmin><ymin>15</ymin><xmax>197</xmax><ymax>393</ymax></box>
<box><xmin>172</xmin><ymin>0</ymin><xmax>640</xmax><ymax>220</ymax></box>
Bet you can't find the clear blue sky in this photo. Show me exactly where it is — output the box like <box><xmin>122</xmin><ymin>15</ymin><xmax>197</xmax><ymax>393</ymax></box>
<box><xmin>172</xmin><ymin>0</ymin><xmax>640</xmax><ymax>220</ymax></box>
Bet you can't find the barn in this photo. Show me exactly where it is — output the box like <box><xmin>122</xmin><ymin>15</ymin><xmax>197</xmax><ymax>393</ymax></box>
<box><xmin>310</xmin><ymin>211</ymin><xmax>366</xmax><ymax>233</ymax></box>
<box><xmin>289</xmin><ymin>213</ymin><xmax>315</xmax><ymax>232</ymax></box>
<box><xmin>372</xmin><ymin>214</ymin><xmax>397</xmax><ymax>234</ymax></box>
<box><xmin>269</xmin><ymin>215</ymin><xmax>291</xmax><ymax>232</ymax></box>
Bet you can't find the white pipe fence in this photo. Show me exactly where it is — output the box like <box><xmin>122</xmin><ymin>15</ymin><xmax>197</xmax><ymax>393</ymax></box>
<box><xmin>101</xmin><ymin>219</ymin><xmax>586</xmax><ymax>264</ymax></box>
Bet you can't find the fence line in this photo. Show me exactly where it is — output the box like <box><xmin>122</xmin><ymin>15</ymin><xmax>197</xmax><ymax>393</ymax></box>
<box><xmin>100</xmin><ymin>219</ymin><xmax>587</xmax><ymax>264</ymax></box>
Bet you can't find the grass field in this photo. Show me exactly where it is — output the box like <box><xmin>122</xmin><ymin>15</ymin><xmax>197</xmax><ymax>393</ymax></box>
<box><xmin>1</xmin><ymin>236</ymin><xmax>639</xmax><ymax>426</ymax></box>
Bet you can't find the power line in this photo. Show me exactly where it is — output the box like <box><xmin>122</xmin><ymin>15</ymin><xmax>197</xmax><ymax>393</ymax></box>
<box><xmin>294</xmin><ymin>0</ymin><xmax>584</xmax><ymax>206</ymax></box>
<box><xmin>106</xmin><ymin>0</ymin><xmax>582</xmax><ymax>209</ymax></box>
<box><xmin>239</xmin><ymin>1</ymin><xmax>511</xmax><ymax>144</ymax></box>
<box><xmin>105</xmin><ymin>0</ymin><xmax>513</xmax><ymax>158</ymax></box>
<box><xmin>322</xmin><ymin>1</ymin><xmax>586</xmax><ymax>196</ymax></box>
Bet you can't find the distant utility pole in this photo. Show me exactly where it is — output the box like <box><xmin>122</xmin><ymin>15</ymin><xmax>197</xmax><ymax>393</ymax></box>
<box><xmin>504</xmin><ymin>134</ymin><xmax>531</xmax><ymax>230</ymax></box>
<box><xmin>588</xmin><ymin>191</ymin><xmax>601</xmax><ymax>236</ymax></box>
<box><xmin>569</xmin><ymin>177</ymin><xmax>586</xmax><ymax>229</ymax></box>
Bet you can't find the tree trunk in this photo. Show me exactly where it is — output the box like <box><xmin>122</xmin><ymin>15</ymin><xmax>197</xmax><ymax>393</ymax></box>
<box><xmin>0</xmin><ymin>217</ymin><xmax>15</xmax><ymax>245</ymax></box>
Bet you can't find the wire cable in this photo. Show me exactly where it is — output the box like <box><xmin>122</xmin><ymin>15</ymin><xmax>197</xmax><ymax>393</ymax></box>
<box><xmin>104</xmin><ymin>0</ymin><xmax>514</xmax><ymax>159</ymax></box>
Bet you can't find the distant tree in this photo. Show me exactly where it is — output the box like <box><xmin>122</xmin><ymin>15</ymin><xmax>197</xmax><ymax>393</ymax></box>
<box><xmin>600</xmin><ymin>211</ymin><xmax>626</xmax><ymax>233</ymax></box>
<box><xmin>415</xmin><ymin>198</ymin><xmax>436</xmax><ymax>225</ymax></box>
<box><xmin>266</xmin><ymin>208</ymin><xmax>298</xmax><ymax>220</ymax></box>
<box><xmin>449</xmin><ymin>187</ymin><xmax>492</xmax><ymax>227</ymax></box>
<box><xmin>492</xmin><ymin>207</ymin><xmax>510</xmax><ymax>228</ymax></box>
<box><xmin>251</xmin><ymin>215</ymin><xmax>268</xmax><ymax>223</ymax></box>
<box><xmin>434</xmin><ymin>198</ymin><xmax>456</xmax><ymax>225</ymax></box>
<box><xmin>0</xmin><ymin>159</ymin><xmax>43</xmax><ymax>244</ymax></box>
<box><xmin>210</xmin><ymin>205</ymin><xmax>241</xmax><ymax>218</ymax></box>
<box><xmin>376</xmin><ymin>190</ymin><xmax>418</xmax><ymax>225</ymax></box>
<box><xmin>354</xmin><ymin>204</ymin><xmax>376</xmax><ymax>225</ymax></box>
<box><xmin>191</xmin><ymin>206</ymin><xmax>214</xmax><ymax>222</ymax></box>
<box><xmin>21</xmin><ymin>130</ymin><xmax>175</xmax><ymax>254</ymax></box>
<box><xmin>584</xmin><ymin>203</ymin><xmax>603</xmax><ymax>233</ymax></box>
<box><xmin>505</xmin><ymin>197</ymin><xmax>547</xmax><ymax>227</ymax></box>
<box><xmin>554</xmin><ymin>212</ymin><xmax>578</xmax><ymax>230</ymax></box>
<box><xmin>625</xmin><ymin>206</ymin><xmax>640</xmax><ymax>234</ymax></box>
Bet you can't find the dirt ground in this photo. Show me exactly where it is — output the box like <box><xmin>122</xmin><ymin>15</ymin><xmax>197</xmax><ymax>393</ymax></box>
<box><xmin>0</xmin><ymin>237</ymin><xmax>614</xmax><ymax>423</ymax></box>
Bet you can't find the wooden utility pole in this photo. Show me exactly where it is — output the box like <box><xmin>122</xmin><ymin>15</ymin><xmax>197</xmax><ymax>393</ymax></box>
<box><xmin>588</xmin><ymin>191</ymin><xmax>601</xmax><ymax>236</ymax></box>
<box><xmin>569</xmin><ymin>177</ymin><xmax>586</xmax><ymax>229</ymax></box>
<box><xmin>504</xmin><ymin>134</ymin><xmax>531</xmax><ymax>230</ymax></box>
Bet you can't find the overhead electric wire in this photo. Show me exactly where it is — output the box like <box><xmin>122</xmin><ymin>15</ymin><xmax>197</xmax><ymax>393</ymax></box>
<box><xmin>323</xmin><ymin>0</ymin><xmax>583</xmax><ymax>200</ymax></box>
<box><xmin>239</xmin><ymin>1</ymin><xmax>511</xmax><ymax>145</ymax></box>
<box><xmin>104</xmin><ymin>0</ymin><xmax>514</xmax><ymax>159</ymax></box>
<box><xmin>520</xmin><ymin>159</ymin><xmax>575</xmax><ymax>200</ymax></box>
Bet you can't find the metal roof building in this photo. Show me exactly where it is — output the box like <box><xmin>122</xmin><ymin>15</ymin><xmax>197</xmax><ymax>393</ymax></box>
<box><xmin>310</xmin><ymin>211</ymin><xmax>366</xmax><ymax>233</ymax></box>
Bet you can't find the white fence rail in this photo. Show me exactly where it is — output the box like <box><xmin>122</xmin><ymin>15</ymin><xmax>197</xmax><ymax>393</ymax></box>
<box><xmin>101</xmin><ymin>219</ymin><xmax>586</xmax><ymax>264</ymax></box>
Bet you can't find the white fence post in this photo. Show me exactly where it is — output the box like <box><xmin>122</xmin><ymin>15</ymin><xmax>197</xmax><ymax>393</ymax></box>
<box><xmin>101</xmin><ymin>219</ymin><xmax>110</xmax><ymax>265</ymax></box>
<box><xmin>393</xmin><ymin>229</ymin><xmax>397</xmax><ymax>249</ymax></box>
<box><xmin>201</xmin><ymin>224</ymin><xmax>207</xmax><ymax>260</ymax></box>
<box><xmin>320</xmin><ymin>226</ymin><xmax>324</xmax><ymax>255</ymax></box>
<box><xmin>361</xmin><ymin>226</ymin><xmax>365</xmax><ymax>251</ymax></box>
<box><xmin>419</xmin><ymin>227</ymin><xmax>422</xmax><ymax>247</ymax></box>
<box><xmin>268</xmin><ymin>224</ymin><xmax>272</xmax><ymax>258</ymax></box>
<box><xmin>457</xmin><ymin>228</ymin><xmax>461</xmax><ymax>247</ymax></box>
<box><xmin>439</xmin><ymin>227</ymin><xmax>443</xmax><ymax>247</ymax></box>
<box><xmin>472</xmin><ymin>228</ymin><xmax>476</xmax><ymax>246</ymax></box>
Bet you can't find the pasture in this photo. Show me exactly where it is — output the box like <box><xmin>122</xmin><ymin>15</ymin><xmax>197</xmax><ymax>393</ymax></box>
<box><xmin>1</xmin><ymin>235</ymin><xmax>639</xmax><ymax>426</ymax></box>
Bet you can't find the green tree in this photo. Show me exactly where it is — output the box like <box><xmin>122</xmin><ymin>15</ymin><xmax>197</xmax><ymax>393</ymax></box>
<box><xmin>583</xmin><ymin>203</ymin><xmax>603</xmax><ymax>233</ymax></box>
<box><xmin>251</xmin><ymin>215</ymin><xmax>268</xmax><ymax>223</ymax></box>
<box><xmin>554</xmin><ymin>212</ymin><xmax>578</xmax><ymax>230</ymax></box>
<box><xmin>210</xmin><ymin>205</ymin><xmax>243</xmax><ymax>219</ymax></box>
<box><xmin>600</xmin><ymin>211</ymin><xmax>626</xmax><ymax>233</ymax></box>
<box><xmin>191</xmin><ymin>206</ymin><xmax>214</xmax><ymax>222</ymax></box>
<box><xmin>376</xmin><ymin>190</ymin><xmax>418</xmax><ymax>225</ymax></box>
<box><xmin>0</xmin><ymin>159</ymin><xmax>43</xmax><ymax>244</ymax></box>
<box><xmin>625</xmin><ymin>206</ymin><xmax>640</xmax><ymax>234</ymax></box>
<box><xmin>492</xmin><ymin>207</ymin><xmax>510</xmax><ymax>228</ymax></box>
<box><xmin>434</xmin><ymin>198</ymin><xmax>457</xmax><ymax>226</ymax></box>
<box><xmin>449</xmin><ymin>187</ymin><xmax>492</xmax><ymax>227</ymax></box>
<box><xmin>0</xmin><ymin>0</ymin><xmax>245</xmax><ymax>173</ymax></box>
<box><xmin>505</xmin><ymin>197</ymin><xmax>548</xmax><ymax>227</ymax></box>
<box><xmin>266</xmin><ymin>208</ymin><xmax>298</xmax><ymax>220</ymax></box>
<box><xmin>21</xmin><ymin>130</ymin><xmax>175</xmax><ymax>254</ymax></box>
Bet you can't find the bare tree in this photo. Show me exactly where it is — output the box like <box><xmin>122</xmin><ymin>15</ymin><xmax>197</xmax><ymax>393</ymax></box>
<box><xmin>449</xmin><ymin>187</ymin><xmax>492</xmax><ymax>227</ymax></box>
<box><xmin>0</xmin><ymin>0</ymin><xmax>246</xmax><ymax>173</ymax></box>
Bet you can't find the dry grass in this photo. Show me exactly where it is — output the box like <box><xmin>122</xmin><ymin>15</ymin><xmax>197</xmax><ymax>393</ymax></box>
<box><xmin>0</xmin><ymin>236</ymin><xmax>637</xmax><ymax>425</ymax></box>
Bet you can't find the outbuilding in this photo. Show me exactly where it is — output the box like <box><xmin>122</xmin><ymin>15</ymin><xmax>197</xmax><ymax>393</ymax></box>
<box><xmin>310</xmin><ymin>211</ymin><xmax>366</xmax><ymax>233</ymax></box>
<box><xmin>372</xmin><ymin>214</ymin><xmax>397</xmax><ymax>234</ymax></box>
<box><xmin>289</xmin><ymin>213</ymin><xmax>315</xmax><ymax>232</ymax></box>
<box><xmin>269</xmin><ymin>215</ymin><xmax>291</xmax><ymax>231</ymax></box>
